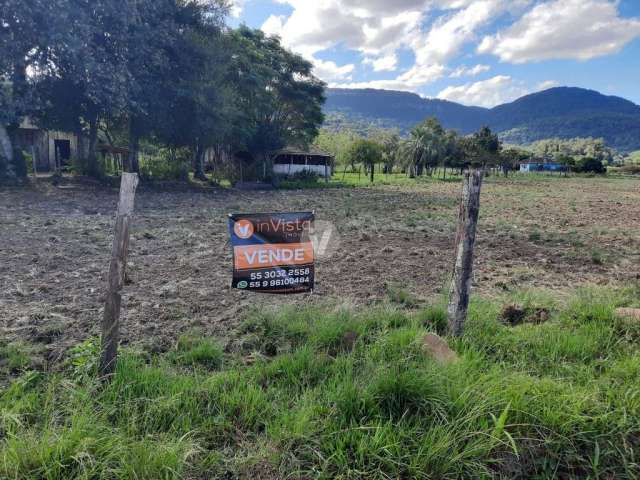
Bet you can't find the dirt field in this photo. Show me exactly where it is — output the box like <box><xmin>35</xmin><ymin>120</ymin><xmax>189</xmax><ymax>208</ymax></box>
<box><xmin>1</xmin><ymin>175</ymin><xmax>639</xmax><ymax>361</ymax></box>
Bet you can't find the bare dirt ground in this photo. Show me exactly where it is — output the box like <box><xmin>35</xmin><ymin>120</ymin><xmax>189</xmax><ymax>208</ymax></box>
<box><xmin>1</xmin><ymin>175</ymin><xmax>639</xmax><ymax>363</ymax></box>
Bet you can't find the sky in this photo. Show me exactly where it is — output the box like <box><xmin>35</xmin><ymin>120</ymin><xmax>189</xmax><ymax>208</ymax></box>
<box><xmin>229</xmin><ymin>0</ymin><xmax>640</xmax><ymax>107</ymax></box>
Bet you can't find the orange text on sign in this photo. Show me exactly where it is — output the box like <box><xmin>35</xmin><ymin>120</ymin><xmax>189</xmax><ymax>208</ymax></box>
<box><xmin>234</xmin><ymin>242</ymin><xmax>314</xmax><ymax>270</ymax></box>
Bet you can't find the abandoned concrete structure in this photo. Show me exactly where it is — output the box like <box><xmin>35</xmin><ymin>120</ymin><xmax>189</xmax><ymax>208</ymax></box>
<box><xmin>12</xmin><ymin>119</ymin><xmax>80</xmax><ymax>172</ymax></box>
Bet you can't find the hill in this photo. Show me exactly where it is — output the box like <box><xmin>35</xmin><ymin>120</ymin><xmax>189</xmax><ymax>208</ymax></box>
<box><xmin>324</xmin><ymin>87</ymin><xmax>640</xmax><ymax>152</ymax></box>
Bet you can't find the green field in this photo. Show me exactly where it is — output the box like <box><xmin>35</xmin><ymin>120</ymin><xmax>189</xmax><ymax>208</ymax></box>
<box><xmin>3</xmin><ymin>285</ymin><xmax>640</xmax><ymax>479</ymax></box>
<box><xmin>2</xmin><ymin>173</ymin><xmax>640</xmax><ymax>479</ymax></box>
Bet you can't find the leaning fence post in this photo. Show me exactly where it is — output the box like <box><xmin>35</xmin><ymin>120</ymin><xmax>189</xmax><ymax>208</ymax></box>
<box><xmin>99</xmin><ymin>173</ymin><xmax>139</xmax><ymax>378</ymax></box>
<box><xmin>447</xmin><ymin>168</ymin><xmax>483</xmax><ymax>337</ymax></box>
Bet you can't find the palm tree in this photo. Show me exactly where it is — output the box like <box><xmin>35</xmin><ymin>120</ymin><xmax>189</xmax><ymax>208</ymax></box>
<box><xmin>401</xmin><ymin>118</ymin><xmax>447</xmax><ymax>177</ymax></box>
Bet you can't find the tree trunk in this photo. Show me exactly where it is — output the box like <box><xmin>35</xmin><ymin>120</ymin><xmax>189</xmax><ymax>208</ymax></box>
<box><xmin>127</xmin><ymin>122</ymin><xmax>139</xmax><ymax>174</ymax></box>
<box><xmin>194</xmin><ymin>144</ymin><xmax>207</xmax><ymax>181</ymax></box>
<box><xmin>0</xmin><ymin>124</ymin><xmax>16</xmax><ymax>179</ymax></box>
<box><xmin>447</xmin><ymin>169</ymin><xmax>484</xmax><ymax>337</ymax></box>
<box><xmin>87</xmin><ymin>115</ymin><xmax>100</xmax><ymax>177</ymax></box>
<box><xmin>76</xmin><ymin>124</ymin><xmax>86</xmax><ymax>168</ymax></box>
<box><xmin>370</xmin><ymin>162</ymin><xmax>374</xmax><ymax>183</ymax></box>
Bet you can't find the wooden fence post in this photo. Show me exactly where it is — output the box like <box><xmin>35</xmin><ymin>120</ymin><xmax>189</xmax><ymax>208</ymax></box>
<box><xmin>99</xmin><ymin>173</ymin><xmax>139</xmax><ymax>378</ymax></box>
<box><xmin>447</xmin><ymin>168</ymin><xmax>483</xmax><ymax>337</ymax></box>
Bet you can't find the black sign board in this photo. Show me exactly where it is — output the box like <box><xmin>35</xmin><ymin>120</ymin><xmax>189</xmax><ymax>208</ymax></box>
<box><xmin>228</xmin><ymin>212</ymin><xmax>315</xmax><ymax>294</ymax></box>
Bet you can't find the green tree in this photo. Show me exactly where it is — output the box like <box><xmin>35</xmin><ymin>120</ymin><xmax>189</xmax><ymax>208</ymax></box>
<box><xmin>34</xmin><ymin>0</ymin><xmax>132</xmax><ymax>177</ymax></box>
<box><xmin>401</xmin><ymin>118</ymin><xmax>446</xmax><ymax>177</ymax></box>
<box><xmin>0</xmin><ymin>0</ymin><xmax>60</xmax><ymax>180</ymax></box>
<box><xmin>373</xmin><ymin>129</ymin><xmax>400</xmax><ymax>173</ymax></box>
<box><xmin>441</xmin><ymin>130</ymin><xmax>461</xmax><ymax>178</ymax></box>
<box><xmin>228</xmin><ymin>27</ymin><xmax>325</xmax><ymax>180</ymax></box>
<box><xmin>458</xmin><ymin>126</ymin><xmax>501</xmax><ymax>169</ymax></box>
<box><xmin>345</xmin><ymin>139</ymin><xmax>383</xmax><ymax>182</ymax></box>
<box><xmin>313</xmin><ymin>128</ymin><xmax>360</xmax><ymax>169</ymax></box>
<box><xmin>575</xmin><ymin>157</ymin><xmax>606</xmax><ymax>174</ymax></box>
<box><xmin>150</xmin><ymin>1</ymin><xmax>230</xmax><ymax>181</ymax></box>
<box><xmin>499</xmin><ymin>147</ymin><xmax>529</xmax><ymax>177</ymax></box>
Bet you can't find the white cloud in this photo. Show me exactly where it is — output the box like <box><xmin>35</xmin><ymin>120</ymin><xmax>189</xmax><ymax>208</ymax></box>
<box><xmin>450</xmin><ymin>64</ymin><xmax>490</xmax><ymax>78</ymax></box>
<box><xmin>331</xmin><ymin>63</ymin><xmax>447</xmax><ymax>91</ymax></box>
<box><xmin>478</xmin><ymin>0</ymin><xmax>640</xmax><ymax>63</ymax></box>
<box><xmin>536</xmin><ymin>79</ymin><xmax>559</xmax><ymax>90</ymax></box>
<box><xmin>437</xmin><ymin>75</ymin><xmax>530</xmax><ymax>107</ymax></box>
<box><xmin>412</xmin><ymin>0</ymin><xmax>501</xmax><ymax>67</ymax></box>
<box><xmin>261</xmin><ymin>14</ymin><xmax>285</xmax><ymax>37</ymax></box>
<box><xmin>364</xmin><ymin>54</ymin><xmax>399</xmax><ymax>72</ymax></box>
<box><xmin>260</xmin><ymin>0</ymin><xmax>499</xmax><ymax>86</ymax></box>
<box><xmin>256</xmin><ymin>0</ymin><xmax>637</xmax><ymax>96</ymax></box>
<box><xmin>313</xmin><ymin>59</ymin><xmax>356</xmax><ymax>82</ymax></box>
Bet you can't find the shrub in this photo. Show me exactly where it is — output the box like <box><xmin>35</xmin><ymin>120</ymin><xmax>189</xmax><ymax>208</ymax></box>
<box><xmin>170</xmin><ymin>335</ymin><xmax>223</xmax><ymax>370</ymax></box>
<box><xmin>289</xmin><ymin>169</ymin><xmax>319</xmax><ymax>182</ymax></box>
<box><xmin>573</xmin><ymin>157</ymin><xmax>606</xmax><ymax>174</ymax></box>
<box><xmin>139</xmin><ymin>148</ymin><xmax>190</xmax><ymax>181</ymax></box>
<box><xmin>0</xmin><ymin>149</ymin><xmax>27</xmax><ymax>182</ymax></box>
<box><xmin>418</xmin><ymin>306</ymin><xmax>448</xmax><ymax>334</ymax></box>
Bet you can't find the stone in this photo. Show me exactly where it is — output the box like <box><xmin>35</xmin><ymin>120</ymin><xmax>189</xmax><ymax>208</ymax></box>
<box><xmin>421</xmin><ymin>333</ymin><xmax>458</xmax><ymax>364</ymax></box>
<box><xmin>615</xmin><ymin>308</ymin><xmax>640</xmax><ymax>322</ymax></box>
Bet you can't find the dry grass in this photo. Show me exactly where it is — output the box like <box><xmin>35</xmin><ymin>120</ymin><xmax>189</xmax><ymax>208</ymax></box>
<box><xmin>0</xmin><ymin>174</ymin><xmax>639</xmax><ymax>365</ymax></box>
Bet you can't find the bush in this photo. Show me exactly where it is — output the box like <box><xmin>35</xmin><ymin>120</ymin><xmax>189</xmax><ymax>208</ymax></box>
<box><xmin>0</xmin><ymin>149</ymin><xmax>27</xmax><ymax>182</ymax></box>
<box><xmin>573</xmin><ymin>157</ymin><xmax>606</xmax><ymax>174</ymax></box>
<box><xmin>12</xmin><ymin>149</ymin><xmax>28</xmax><ymax>178</ymax></box>
<box><xmin>289</xmin><ymin>169</ymin><xmax>320</xmax><ymax>182</ymax></box>
<box><xmin>139</xmin><ymin>148</ymin><xmax>190</xmax><ymax>181</ymax></box>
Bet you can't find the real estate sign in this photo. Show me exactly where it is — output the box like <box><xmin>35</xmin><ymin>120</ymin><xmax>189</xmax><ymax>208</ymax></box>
<box><xmin>228</xmin><ymin>212</ymin><xmax>315</xmax><ymax>294</ymax></box>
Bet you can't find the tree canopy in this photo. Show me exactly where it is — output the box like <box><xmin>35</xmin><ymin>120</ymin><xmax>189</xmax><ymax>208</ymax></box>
<box><xmin>0</xmin><ymin>0</ymin><xmax>325</xmax><ymax>183</ymax></box>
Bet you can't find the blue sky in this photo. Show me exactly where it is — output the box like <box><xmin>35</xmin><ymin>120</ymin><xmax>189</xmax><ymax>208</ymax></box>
<box><xmin>230</xmin><ymin>0</ymin><xmax>640</xmax><ymax>107</ymax></box>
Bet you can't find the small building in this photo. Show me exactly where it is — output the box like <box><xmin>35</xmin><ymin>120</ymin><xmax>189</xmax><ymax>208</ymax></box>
<box><xmin>12</xmin><ymin>119</ymin><xmax>80</xmax><ymax>172</ymax></box>
<box><xmin>520</xmin><ymin>162</ymin><xmax>565</xmax><ymax>173</ymax></box>
<box><xmin>272</xmin><ymin>147</ymin><xmax>333</xmax><ymax>178</ymax></box>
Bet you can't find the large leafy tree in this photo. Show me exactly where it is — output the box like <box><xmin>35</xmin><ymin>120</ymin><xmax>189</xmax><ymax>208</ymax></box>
<box><xmin>155</xmin><ymin>1</ymin><xmax>231</xmax><ymax>180</ymax></box>
<box><xmin>0</xmin><ymin>0</ymin><xmax>60</xmax><ymax>179</ymax></box>
<box><xmin>345</xmin><ymin>138</ymin><xmax>383</xmax><ymax>183</ymax></box>
<box><xmin>34</xmin><ymin>0</ymin><xmax>132</xmax><ymax>176</ymax></box>
<box><xmin>228</xmin><ymin>27</ymin><xmax>325</xmax><ymax>180</ymax></box>
<box><xmin>373</xmin><ymin>129</ymin><xmax>400</xmax><ymax>174</ymax></box>
<box><xmin>500</xmin><ymin>147</ymin><xmax>529</xmax><ymax>176</ymax></box>
<box><xmin>458</xmin><ymin>126</ymin><xmax>501</xmax><ymax>168</ymax></box>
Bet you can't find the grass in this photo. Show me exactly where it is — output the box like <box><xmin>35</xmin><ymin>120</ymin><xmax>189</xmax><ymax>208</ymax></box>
<box><xmin>0</xmin><ymin>342</ymin><xmax>35</xmax><ymax>375</ymax></box>
<box><xmin>2</xmin><ymin>286</ymin><xmax>640</xmax><ymax>479</ymax></box>
<box><xmin>279</xmin><ymin>170</ymin><xmax>462</xmax><ymax>189</ymax></box>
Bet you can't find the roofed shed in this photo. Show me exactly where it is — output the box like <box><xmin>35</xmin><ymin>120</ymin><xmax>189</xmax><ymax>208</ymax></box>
<box><xmin>272</xmin><ymin>147</ymin><xmax>334</xmax><ymax>179</ymax></box>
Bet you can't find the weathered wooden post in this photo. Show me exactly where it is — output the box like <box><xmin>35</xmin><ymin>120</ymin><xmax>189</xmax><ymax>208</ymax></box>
<box><xmin>99</xmin><ymin>173</ymin><xmax>139</xmax><ymax>377</ymax></box>
<box><xmin>447</xmin><ymin>168</ymin><xmax>483</xmax><ymax>337</ymax></box>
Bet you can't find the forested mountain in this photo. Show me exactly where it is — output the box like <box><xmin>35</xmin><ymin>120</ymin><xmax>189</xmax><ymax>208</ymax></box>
<box><xmin>324</xmin><ymin>87</ymin><xmax>640</xmax><ymax>152</ymax></box>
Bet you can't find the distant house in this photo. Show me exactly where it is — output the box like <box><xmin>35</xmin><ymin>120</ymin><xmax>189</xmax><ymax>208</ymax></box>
<box><xmin>520</xmin><ymin>162</ymin><xmax>565</xmax><ymax>173</ymax></box>
<box><xmin>12</xmin><ymin>119</ymin><xmax>80</xmax><ymax>172</ymax></box>
<box><xmin>272</xmin><ymin>147</ymin><xmax>334</xmax><ymax>178</ymax></box>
